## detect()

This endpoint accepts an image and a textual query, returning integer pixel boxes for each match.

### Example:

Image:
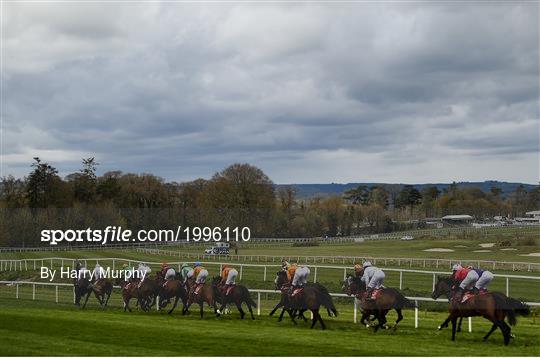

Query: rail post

[55,285,58,303]
[32,284,35,300]
[314,267,318,283]
[399,271,403,290]
[240,265,243,280]
[156,296,160,311]
[263,266,267,281]
[353,298,358,323]
[343,267,346,281]
[432,273,436,291]
[506,277,509,296]
[257,292,261,316]
[468,317,472,332]
[414,300,418,328]
[16,283,19,299]
[73,286,76,304]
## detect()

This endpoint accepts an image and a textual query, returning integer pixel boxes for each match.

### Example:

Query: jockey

[452,264,477,302]
[122,263,130,282]
[180,263,192,283]
[137,262,152,282]
[361,261,385,300]
[220,264,238,295]
[187,262,208,294]
[161,262,176,286]
[291,265,310,292]
[92,263,105,282]
[281,260,289,272]
[467,266,494,294]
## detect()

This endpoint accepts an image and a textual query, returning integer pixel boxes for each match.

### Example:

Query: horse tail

[317,289,338,317]
[494,294,530,326]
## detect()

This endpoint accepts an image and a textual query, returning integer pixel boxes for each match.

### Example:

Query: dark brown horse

[182,278,217,318]
[342,274,414,332]
[155,272,188,315]
[117,279,141,312]
[211,276,257,319]
[273,271,337,330]
[136,277,160,311]
[74,277,113,309]
[432,276,530,345]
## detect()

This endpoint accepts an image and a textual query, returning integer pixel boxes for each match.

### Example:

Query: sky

[2,2,539,184]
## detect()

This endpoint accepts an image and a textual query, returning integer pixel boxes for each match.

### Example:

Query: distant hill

[275,181,538,199]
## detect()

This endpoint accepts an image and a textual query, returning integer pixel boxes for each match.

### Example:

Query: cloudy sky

[2,2,539,184]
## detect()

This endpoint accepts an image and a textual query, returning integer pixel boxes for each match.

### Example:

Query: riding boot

[365,288,374,300]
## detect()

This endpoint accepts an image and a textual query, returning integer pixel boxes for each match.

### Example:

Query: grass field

[0,296,538,356]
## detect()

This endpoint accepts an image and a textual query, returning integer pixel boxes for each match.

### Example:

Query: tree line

[0,157,538,247]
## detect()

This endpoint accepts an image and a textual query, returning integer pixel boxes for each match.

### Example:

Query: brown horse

[117,279,140,312]
[182,278,217,318]
[342,274,414,332]
[155,272,188,315]
[211,276,257,319]
[74,277,113,309]
[136,277,160,311]
[432,276,530,345]
[274,271,337,330]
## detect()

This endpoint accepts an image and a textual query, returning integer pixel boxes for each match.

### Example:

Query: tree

[26,157,61,208]
[368,186,389,209]
[73,157,98,204]
[344,185,369,205]
[395,185,422,216]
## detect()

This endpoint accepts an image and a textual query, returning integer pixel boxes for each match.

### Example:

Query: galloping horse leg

[483,324,498,342]
[104,290,111,308]
[246,300,255,320]
[168,296,180,315]
[497,320,511,346]
[451,317,458,341]
[457,316,463,332]
[392,309,403,331]
[269,302,283,316]
[438,315,453,330]
[235,302,245,319]
[298,309,308,322]
[124,297,131,312]
[199,301,204,318]
[82,291,91,309]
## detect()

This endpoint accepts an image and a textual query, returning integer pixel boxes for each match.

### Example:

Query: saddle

[460,289,488,304]
[362,288,383,301]
[221,284,235,296]
[291,287,304,297]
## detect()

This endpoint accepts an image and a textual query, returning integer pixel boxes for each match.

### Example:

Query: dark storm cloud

[2,2,538,183]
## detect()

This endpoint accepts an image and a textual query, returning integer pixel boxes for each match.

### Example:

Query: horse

[432,276,530,345]
[136,277,160,311]
[182,277,218,318]
[155,272,188,315]
[342,274,414,332]
[116,279,141,312]
[74,277,113,309]
[273,270,337,329]
[211,276,257,320]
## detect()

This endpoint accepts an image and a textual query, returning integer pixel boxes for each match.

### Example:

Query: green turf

[0,297,538,356]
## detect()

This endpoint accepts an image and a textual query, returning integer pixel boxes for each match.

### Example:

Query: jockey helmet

[452,264,462,271]
[194,261,201,267]
[95,263,101,268]
[362,261,372,268]
[181,263,189,269]
[161,262,168,269]
[122,263,128,269]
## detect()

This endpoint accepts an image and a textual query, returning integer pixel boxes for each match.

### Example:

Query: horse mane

[438,275,454,285]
